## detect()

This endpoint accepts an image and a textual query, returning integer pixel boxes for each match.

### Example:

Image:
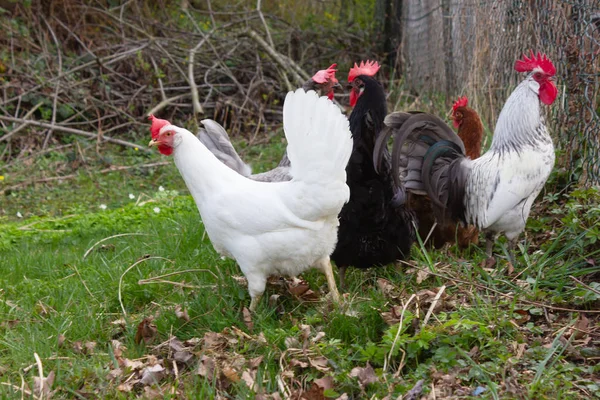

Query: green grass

[1,139,600,399]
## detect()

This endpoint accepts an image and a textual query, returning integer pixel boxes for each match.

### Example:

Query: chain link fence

[401,0,600,186]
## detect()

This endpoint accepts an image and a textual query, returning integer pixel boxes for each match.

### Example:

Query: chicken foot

[249,294,263,312]
[315,256,341,304]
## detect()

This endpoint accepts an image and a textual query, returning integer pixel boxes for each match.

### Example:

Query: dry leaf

[174,350,194,365]
[203,331,227,350]
[241,370,257,391]
[222,366,240,383]
[403,379,424,400]
[308,357,330,372]
[33,370,55,399]
[243,307,254,331]
[572,314,590,340]
[117,382,133,392]
[416,269,430,284]
[249,355,264,370]
[312,332,326,343]
[174,305,190,322]
[349,363,377,388]
[314,375,334,390]
[377,278,396,296]
[106,368,123,381]
[197,355,216,381]
[285,337,301,349]
[84,341,96,354]
[139,364,165,386]
[142,386,165,399]
[111,340,125,359]
[57,334,66,348]
[72,341,83,354]
[296,382,325,400]
[289,359,309,368]
[134,317,157,345]
[122,359,145,372]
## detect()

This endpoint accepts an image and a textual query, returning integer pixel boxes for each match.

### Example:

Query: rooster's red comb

[514,50,556,76]
[452,96,468,112]
[311,64,338,84]
[149,114,171,139]
[348,60,380,82]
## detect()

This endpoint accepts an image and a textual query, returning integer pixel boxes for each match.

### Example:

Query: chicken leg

[338,265,348,291]
[249,294,263,312]
[315,256,341,303]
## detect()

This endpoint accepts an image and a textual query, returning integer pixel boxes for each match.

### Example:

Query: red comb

[452,96,468,112]
[311,63,338,84]
[348,60,380,82]
[149,114,171,139]
[514,50,556,76]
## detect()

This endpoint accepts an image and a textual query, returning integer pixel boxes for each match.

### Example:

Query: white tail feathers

[283,89,352,184]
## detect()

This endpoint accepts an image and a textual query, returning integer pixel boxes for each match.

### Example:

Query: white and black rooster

[149,89,352,311]
[374,50,558,265]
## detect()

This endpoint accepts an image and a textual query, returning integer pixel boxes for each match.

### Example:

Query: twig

[0,116,148,152]
[119,256,174,318]
[34,352,44,400]
[422,285,446,327]
[83,233,150,259]
[69,264,99,303]
[570,275,600,296]
[146,94,188,116]
[256,0,275,49]
[41,17,62,150]
[0,383,32,397]
[189,40,207,117]
[0,102,44,143]
[384,294,416,373]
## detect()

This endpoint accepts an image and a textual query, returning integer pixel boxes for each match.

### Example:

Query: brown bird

[406,96,484,249]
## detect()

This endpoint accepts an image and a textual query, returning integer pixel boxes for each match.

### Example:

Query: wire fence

[402,0,600,186]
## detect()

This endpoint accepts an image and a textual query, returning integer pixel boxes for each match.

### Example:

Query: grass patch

[1,139,599,399]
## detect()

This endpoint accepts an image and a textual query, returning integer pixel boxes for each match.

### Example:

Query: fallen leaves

[349,363,378,389]
[134,316,157,345]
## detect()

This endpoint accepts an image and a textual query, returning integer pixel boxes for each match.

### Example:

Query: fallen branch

[0,102,44,143]
[0,115,149,152]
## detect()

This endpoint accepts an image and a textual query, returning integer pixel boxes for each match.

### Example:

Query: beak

[333,82,342,89]
[149,139,158,147]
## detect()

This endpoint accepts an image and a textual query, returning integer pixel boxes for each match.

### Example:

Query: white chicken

[149,89,353,311]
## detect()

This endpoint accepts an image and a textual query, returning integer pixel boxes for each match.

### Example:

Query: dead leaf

[174,350,194,364]
[377,278,396,296]
[84,341,96,354]
[285,337,301,349]
[403,379,424,400]
[134,317,157,345]
[241,370,256,391]
[197,355,216,381]
[122,359,145,372]
[72,341,83,354]
[308,357,330,372]
[139,364,165,386]
[289,359,309,369]
[314,375,334,391]
[106,368,123,381]
[416,269,430,284]
[249,355,264,370]
[312,332,326,343]
[203,331,227,350]
[142,386,165,399]
[111,340,125,359]
[174,305,190,322]
[507,261,515,275]
[298,382,326,400]
[349,363,377,389]
[572,314,590,340]
[33,370,55,399]
[243,307,254,331]
[222,366,240,383]
[117,382,133,392]
[57,334,66,348]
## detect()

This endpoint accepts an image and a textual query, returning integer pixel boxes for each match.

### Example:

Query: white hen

[149,89,353,311]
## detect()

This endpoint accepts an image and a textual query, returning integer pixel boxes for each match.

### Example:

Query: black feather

[331,75,416,271]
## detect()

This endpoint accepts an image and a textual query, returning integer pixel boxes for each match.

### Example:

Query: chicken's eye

[534,72,543,80]
[455,112,462,119]
[165,132,172,137]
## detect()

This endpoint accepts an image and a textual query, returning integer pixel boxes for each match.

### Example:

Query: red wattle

[327,91,334,100]
[539,81,558,105]
[158,144,173,156]
[452,119,461,129]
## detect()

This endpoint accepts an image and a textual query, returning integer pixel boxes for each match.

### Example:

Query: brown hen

[408,96,484,249]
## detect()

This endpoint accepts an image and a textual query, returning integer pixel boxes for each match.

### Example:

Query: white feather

[163,88,352,305]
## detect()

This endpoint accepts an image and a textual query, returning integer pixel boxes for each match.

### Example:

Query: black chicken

[331,61,416,288]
